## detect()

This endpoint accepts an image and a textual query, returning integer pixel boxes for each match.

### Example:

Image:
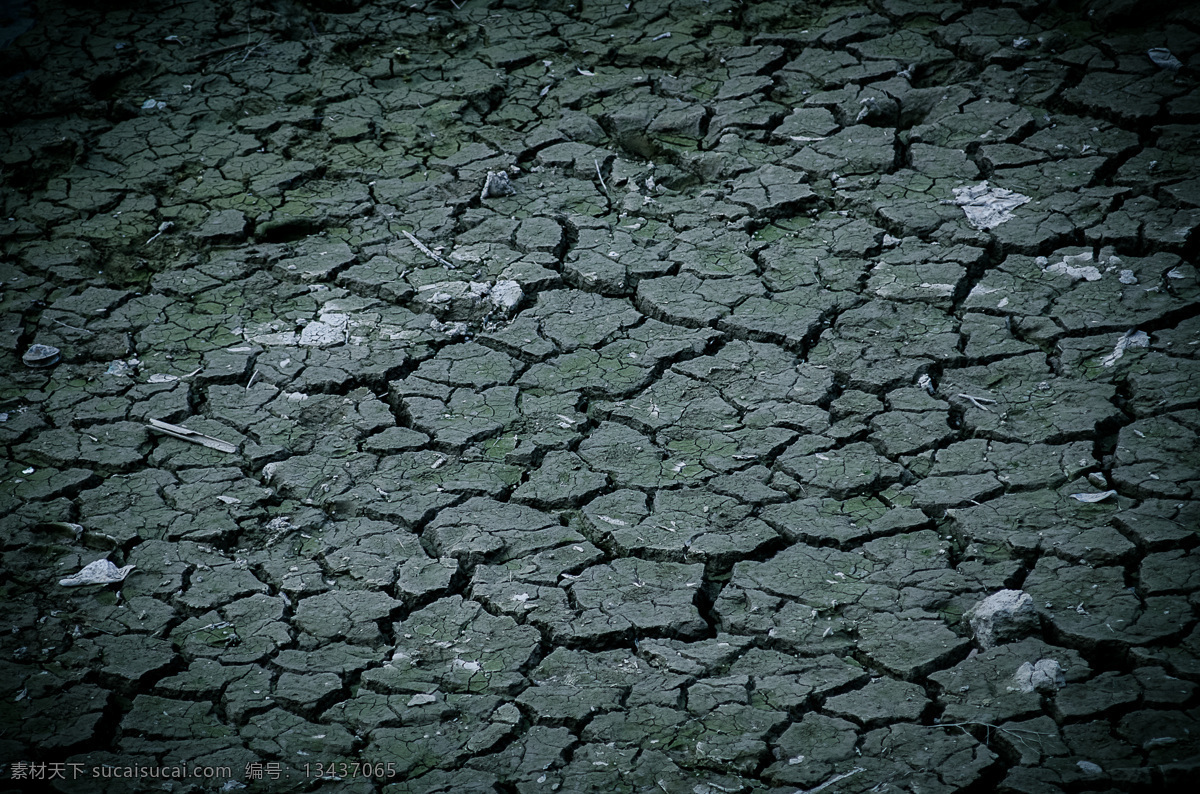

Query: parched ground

[1,0,1199,791]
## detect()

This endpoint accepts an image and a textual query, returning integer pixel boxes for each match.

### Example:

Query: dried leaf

[1069,490,1117,503]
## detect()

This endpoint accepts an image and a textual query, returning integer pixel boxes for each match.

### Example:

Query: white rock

[968,589,1038,648]
[481,170,515,200]
[1014,659,1065,694]
[488,280,524,313]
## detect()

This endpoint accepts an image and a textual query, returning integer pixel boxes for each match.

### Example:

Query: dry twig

[402,230,453,268]
[956,393,997,412]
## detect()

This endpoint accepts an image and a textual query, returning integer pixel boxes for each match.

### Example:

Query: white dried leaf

[951,182,1031,229]
[1069,490,1117,503]
[59,559,135,587]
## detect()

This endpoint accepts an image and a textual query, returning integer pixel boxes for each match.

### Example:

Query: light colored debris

[950,182,1031,229]
[429,319,469,338]
[1013,659,1065,694]
[968,590,1038,648]
[801,767,867,793]
[59,559,135,587]
[489,280,524,314]
[50,317,94,335]
[402,230,453,268]
[1100,330,1149,367]
[104,359,138,377]
[415,279,522,321]
[856,96,878,123]
[147,418,238,454]
[481,170,515,200]
[41,522,84,541]
[1044,251,1102,282]
[956,393,997,412]
[299,314,348,347]
[1148,47,1183,72]
[144,221,173,245]
[1069,490,1117,503]
[22,344,61,368]
[146,367,202,383]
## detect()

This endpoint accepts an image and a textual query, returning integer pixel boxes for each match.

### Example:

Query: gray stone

[1014,659,1066,694]
[968,589,1040,648]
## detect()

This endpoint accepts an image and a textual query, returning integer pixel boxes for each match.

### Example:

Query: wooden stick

[147,418,238,453]
[402,230,452,267]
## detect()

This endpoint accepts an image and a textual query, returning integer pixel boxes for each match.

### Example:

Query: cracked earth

[2,0,1199,792]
